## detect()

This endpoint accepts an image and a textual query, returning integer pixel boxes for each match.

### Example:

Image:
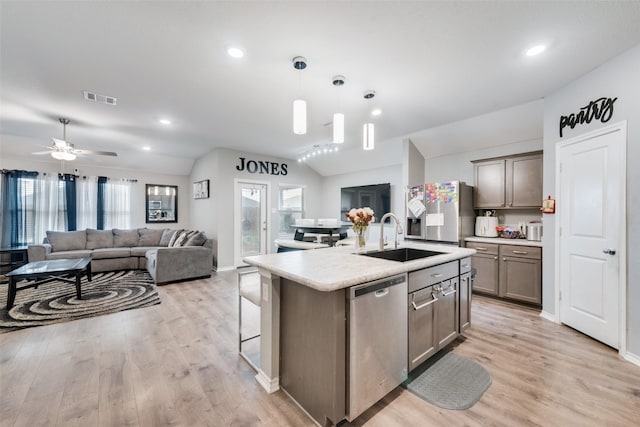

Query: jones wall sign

[559,96,617,137]
[236,157,288,176]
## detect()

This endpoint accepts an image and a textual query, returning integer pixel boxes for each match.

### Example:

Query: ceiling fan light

[332,113,344,143]
[51,151,76,161]
[293,99,307,134]
[363,123,374,150]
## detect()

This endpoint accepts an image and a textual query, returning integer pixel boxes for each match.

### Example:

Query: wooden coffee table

[5,257,92,310]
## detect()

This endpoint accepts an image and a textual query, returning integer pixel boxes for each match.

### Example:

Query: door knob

[602,248,616,255]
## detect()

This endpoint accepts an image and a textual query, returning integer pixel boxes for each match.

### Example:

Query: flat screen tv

[340,183,391,223]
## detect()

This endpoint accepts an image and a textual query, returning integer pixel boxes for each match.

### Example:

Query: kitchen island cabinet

[243,242,475,425]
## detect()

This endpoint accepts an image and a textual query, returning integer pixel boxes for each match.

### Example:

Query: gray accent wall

[190,148,323,269]
[542,44,640,356]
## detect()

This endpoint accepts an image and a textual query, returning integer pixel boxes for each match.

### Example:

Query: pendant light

[363,91,376,150]
[292,56,307,135]
[332,75,345,144]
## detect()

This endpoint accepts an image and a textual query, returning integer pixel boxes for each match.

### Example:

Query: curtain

[77,176,98,230]
[97,176,107,230]
[0,169,39,247]
[59,173,77,231]
[103,178,132,229]
[33,174,66,245]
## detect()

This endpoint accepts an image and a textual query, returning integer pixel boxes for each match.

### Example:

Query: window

[278,185,304,235]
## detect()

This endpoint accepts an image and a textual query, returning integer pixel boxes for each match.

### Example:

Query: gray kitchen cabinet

[472,151,543,209]
[466,241,542,306]
[459,257,472,332]
[436,277,459,348]
[408,261,460,372]
[499,245,542,305]
[466,242,499,296]
[507,154,543,208]
[473,159,505,208]
[408,285,437,371]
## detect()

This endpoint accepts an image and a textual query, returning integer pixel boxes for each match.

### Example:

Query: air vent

[83,90,117,106]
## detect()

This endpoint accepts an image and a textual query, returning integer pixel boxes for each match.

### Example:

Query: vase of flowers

[345,207,375,251]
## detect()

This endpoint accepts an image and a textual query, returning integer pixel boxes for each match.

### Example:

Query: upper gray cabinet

[472,151,543,209]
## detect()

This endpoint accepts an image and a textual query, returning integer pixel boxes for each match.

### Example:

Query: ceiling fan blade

[74,149,118,157]
[32,151,53,155]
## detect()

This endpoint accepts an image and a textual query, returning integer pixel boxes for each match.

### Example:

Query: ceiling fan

[32,117,118,161]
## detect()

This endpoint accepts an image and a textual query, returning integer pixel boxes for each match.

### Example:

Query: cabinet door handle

[494,256,498,260]
[475,247,488,251]
[442,288,457,297]
[512,250,528,255]
[431,273,443,278]
[412,293,438,310]
[462,264,470,269]
[503,257,507,261]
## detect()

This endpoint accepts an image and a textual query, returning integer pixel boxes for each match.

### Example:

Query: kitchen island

[243,241,475,425]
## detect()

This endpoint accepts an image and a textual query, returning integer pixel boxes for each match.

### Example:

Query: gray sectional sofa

[27,228,214,284]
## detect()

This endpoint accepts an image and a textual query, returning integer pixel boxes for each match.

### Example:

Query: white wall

[542,44,640,356]
[0,156,190,230]
[189,148,323,269]
[320,164,403,245]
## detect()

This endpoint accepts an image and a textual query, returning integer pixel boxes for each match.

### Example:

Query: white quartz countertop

[242,241,475,292]
[465,236,543,247]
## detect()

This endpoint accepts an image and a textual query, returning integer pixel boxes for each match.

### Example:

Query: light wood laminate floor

[1,271,639,427]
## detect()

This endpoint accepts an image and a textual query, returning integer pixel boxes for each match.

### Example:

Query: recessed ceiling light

[143,146,151,151]
[371,109,382,116]
[159,119,171,125]
[525,44,546,57]
[227,47,245,58]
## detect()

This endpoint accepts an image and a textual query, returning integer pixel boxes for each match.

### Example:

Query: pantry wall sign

[559,96,617,138]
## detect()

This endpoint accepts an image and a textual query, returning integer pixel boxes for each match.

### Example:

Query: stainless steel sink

[359,247,445,262]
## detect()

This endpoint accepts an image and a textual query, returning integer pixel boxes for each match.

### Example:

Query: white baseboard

[255,369,279,394]
[215,266,235,272]
[539,310,559,323]
[623,350,640,367]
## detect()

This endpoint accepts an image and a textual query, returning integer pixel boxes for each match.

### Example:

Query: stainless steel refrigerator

[406,181,474,245]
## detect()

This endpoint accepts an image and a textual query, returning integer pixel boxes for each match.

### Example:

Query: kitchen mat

[405,351,491,410]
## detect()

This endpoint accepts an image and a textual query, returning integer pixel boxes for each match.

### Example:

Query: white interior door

[557,122,626,349]
[235,180,268,267]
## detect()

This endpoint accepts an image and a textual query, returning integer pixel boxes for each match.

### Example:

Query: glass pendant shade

[333,113,344,143]
[363,123,374,150]
[293,99,307,134]
[51,151,76,161]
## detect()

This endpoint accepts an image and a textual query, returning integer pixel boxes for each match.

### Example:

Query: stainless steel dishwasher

[347,274,408,421]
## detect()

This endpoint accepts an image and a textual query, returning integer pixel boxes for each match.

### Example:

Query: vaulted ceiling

[1,1,639,176]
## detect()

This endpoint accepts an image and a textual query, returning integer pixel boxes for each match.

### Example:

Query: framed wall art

[193,179,209,199]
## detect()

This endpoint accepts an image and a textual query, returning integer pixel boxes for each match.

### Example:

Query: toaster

[475,216,498,237]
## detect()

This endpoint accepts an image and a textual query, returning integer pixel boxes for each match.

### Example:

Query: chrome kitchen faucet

[379,213,404,250]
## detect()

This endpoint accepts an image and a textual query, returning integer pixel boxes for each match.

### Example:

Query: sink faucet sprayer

[379,213,404,250]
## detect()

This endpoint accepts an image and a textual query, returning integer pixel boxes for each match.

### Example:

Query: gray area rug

[0,270,160,333]
[405,351,492,410]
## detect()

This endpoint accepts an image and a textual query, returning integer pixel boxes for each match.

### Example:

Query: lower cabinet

[499,245,542,305]
[467,241,542,306]
[407,261,460,372]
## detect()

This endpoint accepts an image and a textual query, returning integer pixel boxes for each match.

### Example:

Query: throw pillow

[86,229,114,249]
[138,228,164,246]
[185,231,207,247]
[159,229,174,247]
[113,229,140,247]
[46,230,87,252]
[167,229,184,247]
[171,230,190,247]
